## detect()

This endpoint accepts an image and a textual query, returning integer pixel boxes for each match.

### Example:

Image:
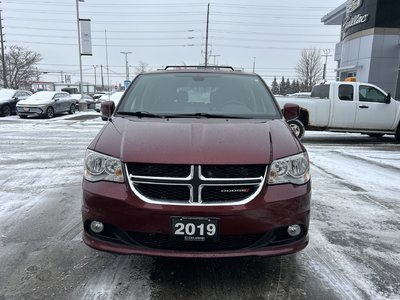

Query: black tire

[45,107,55,119]
[19,115,28,119]
[395,125,400,143]
[288,119,305,140]
[69,104,76,114]
[1,104,11,117]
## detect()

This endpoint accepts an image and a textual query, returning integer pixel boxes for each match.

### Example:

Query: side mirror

[385,93,391,104]
[283,103,300,121]
[101,101,115,121]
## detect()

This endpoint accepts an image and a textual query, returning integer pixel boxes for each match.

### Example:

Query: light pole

[120,51,132,81]
[252,57,256,73]
[209,54,220,66]
[75,0,86,110]
[322,49,332,80]
[93,65,99,90]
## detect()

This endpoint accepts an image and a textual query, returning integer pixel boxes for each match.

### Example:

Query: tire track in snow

[74,255,153,300]
[306,147,400,299]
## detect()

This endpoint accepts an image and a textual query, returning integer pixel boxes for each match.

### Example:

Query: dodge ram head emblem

[346,0,363,14]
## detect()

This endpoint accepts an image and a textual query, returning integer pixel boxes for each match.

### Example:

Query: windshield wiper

[166,112,248,119]
[117,111,165,118]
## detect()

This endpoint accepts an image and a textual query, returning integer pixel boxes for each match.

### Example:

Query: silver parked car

[16,91,76,119]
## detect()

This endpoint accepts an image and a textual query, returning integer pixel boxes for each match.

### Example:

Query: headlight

[84,149,124,182]
[268,152,310,185]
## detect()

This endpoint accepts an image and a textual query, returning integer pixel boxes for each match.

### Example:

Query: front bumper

[82,180,311,258]
[16,106,45,117]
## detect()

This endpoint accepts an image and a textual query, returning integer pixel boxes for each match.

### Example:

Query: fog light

[90,221,104,233]
[287,224,301,237]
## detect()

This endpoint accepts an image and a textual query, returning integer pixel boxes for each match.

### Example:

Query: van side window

[338,85,354,101]
[359,85,386,103]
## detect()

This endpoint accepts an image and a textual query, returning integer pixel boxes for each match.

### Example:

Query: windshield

[117,72,280,119]
[0,89,16,98]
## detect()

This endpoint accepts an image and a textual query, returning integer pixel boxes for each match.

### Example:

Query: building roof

[321,2,346,25]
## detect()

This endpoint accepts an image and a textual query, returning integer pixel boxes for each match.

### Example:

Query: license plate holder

[171,217,219,242]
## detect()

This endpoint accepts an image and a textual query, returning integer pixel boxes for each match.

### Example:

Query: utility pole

[0,7,7,88]
[322,49,332,80]
[120,51,132,80]
[204,3,210,67]
[252,57,256,73]
[100,64,104,90]
[93,65,98,90]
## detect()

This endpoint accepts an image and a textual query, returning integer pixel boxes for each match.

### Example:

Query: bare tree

[295,48,322,92]
[134,60,151,74]
[0,45,42,89]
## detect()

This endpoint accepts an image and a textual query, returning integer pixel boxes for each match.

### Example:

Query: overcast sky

[2,0,345,87]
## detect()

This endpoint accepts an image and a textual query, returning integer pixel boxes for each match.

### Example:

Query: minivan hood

[91,117,303,165]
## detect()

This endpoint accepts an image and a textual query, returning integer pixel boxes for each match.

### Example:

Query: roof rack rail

[164,65,235,71]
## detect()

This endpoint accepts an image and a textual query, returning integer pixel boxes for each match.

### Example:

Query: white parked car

[16,91,76,119]
[95,91,124,112]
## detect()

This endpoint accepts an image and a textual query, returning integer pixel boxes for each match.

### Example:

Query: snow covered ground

[0,114,399,299]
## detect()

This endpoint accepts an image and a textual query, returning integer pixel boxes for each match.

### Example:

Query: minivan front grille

[126,163,267,206]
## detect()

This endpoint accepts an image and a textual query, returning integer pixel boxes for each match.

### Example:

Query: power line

[6,33,337,44]
[6,25,339,38]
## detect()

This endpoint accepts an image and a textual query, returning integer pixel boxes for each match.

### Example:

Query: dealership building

[322,0,400,99]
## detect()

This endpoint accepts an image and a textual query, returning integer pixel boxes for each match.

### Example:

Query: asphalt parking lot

[0,115,399,300]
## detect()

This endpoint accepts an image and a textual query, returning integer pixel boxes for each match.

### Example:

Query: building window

[340,71,357,81]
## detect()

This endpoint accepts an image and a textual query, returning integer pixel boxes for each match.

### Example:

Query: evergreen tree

[279,76,286,95]
[291,79,301,93]
[291,79,298,94]
[271,76,279,94]
[285,78,291,94]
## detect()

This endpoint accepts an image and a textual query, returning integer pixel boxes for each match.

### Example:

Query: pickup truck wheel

[288,119,305,140]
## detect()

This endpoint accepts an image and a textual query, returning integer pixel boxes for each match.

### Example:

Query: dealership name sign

[343,14,369,31]
[343,0,368,32]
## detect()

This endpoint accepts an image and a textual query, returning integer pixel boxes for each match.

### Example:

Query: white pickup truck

[276,81,400,141]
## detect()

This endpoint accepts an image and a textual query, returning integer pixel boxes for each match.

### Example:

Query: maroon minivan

[82,66,311,258]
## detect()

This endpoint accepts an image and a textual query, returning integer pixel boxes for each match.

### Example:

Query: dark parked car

[82,66,311,258]
[16,91,76,118]
[0,89,32,117]
[71,93,96,110]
